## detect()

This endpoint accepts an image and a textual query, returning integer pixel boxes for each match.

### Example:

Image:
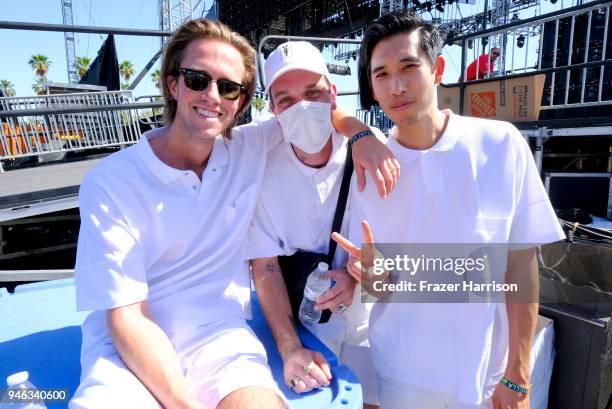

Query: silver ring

[337,303,347,313]
[290,377,298,389]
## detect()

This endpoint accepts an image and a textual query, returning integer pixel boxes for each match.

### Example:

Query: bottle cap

[317,262,329,271]
[7,371,29,387]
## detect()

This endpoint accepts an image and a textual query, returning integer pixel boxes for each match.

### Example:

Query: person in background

[460,46,501,82]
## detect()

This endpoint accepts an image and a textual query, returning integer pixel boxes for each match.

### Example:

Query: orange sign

[470,92,496,117]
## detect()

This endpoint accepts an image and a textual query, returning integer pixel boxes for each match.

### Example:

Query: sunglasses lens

[184,73,210,92]
[217,80,242,100]
[181,69,242,100]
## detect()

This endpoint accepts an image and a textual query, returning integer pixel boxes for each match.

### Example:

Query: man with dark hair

[334,11,564,409]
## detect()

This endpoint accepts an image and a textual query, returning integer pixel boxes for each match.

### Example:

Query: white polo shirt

[75,118,281,346]
[347,111,564,404]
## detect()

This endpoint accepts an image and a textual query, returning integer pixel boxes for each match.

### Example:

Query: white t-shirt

[75,118,281,347]
[246,128,385,344]
[246,129,350,266]
[347,111,565,404]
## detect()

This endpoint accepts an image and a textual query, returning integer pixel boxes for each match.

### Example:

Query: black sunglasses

[179,68,246,100]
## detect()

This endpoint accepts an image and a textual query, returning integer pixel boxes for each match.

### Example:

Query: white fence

[0,91,142,167]
[458,0,611,112]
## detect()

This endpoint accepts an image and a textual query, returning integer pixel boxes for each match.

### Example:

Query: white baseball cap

[264,41,330,95]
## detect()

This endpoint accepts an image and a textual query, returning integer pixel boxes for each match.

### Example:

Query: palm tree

[119,60,135,84]
[151,69,161,90]
[252,95,266,116]
[0,79,16,97]
[32,77,47,95]
[75,56,91,79]
[29,54,51,78]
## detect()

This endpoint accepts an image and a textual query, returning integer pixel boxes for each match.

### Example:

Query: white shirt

[246,128,385,341]
[347,111,565,404]
[75,118,281,346]
[246,129,349,265]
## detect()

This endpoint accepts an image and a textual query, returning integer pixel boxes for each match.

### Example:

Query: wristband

[350,130,374,145]
[500,376,530,395]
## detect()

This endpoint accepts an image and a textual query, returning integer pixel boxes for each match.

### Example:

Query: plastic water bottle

[299,262,331,326]
[0,372,47,409]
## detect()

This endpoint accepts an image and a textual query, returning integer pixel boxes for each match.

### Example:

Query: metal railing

[257,34,361,95]
[455,0,611,113]
[0,91,144,166]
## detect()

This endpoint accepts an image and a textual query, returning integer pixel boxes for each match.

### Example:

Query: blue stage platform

[0,279,362,408]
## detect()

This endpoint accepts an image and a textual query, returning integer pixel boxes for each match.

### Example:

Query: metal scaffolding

[61,0,78,83]
[158,0,202,47]
[379,0,405,15]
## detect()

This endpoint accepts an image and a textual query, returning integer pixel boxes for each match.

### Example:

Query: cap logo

[281,44,290,58]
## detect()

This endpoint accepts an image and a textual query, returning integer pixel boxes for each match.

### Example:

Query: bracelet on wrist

[281,345,301,362]
[500,376,530,395]
[350,130,374,145]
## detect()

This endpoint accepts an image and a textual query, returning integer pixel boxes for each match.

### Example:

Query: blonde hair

[161,19,256,138]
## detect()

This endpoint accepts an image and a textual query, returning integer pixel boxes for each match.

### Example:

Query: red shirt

[461,54,496,82]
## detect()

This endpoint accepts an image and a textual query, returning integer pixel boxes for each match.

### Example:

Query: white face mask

[276,101,333,154]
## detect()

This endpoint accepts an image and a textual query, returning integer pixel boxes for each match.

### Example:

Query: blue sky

[1,0,566,116]
[1,0,171,99]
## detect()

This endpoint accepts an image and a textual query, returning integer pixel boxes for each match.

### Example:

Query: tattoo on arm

[266,259,280,273]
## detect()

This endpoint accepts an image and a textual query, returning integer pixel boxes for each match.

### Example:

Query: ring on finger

[337,303,347,313]
[303,361,316,376]
[290,377,299,390]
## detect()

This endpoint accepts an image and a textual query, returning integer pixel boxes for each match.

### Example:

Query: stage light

[423,2,432,12]
[352,52,357,61]
[517,34,525,48]
[482,37,488,46]
[468,39,473,49]
[413,0,422,6]
[435,2,445,13]
[327,63,351,76]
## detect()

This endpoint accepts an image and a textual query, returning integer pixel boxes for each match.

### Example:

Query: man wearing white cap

[248,41,382,409]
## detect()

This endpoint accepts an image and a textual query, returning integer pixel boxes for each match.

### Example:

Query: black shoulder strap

[326,142,353,264]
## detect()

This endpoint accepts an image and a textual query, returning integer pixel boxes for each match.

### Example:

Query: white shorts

[377,376,493,409]
[70,318,288,409]
[307,314,378,405]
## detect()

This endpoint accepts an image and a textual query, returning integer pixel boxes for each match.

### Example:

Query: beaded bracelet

[500,376,530,395]
[350,130,374,145]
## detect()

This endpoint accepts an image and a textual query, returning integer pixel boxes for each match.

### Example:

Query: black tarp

[0,86,6,123]
[79,34,120,91]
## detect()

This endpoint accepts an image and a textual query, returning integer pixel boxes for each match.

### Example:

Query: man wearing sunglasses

[71,19,398,409]
[248,41,382,409]
[460,46,502,82]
